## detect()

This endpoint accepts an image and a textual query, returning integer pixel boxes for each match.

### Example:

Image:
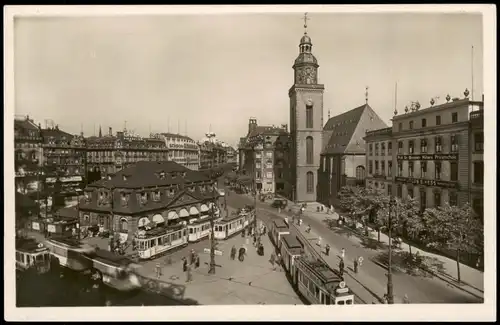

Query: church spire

[98,125,102,137]
[303,12,310,35]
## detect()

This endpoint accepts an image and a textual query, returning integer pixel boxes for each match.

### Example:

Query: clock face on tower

[295,66,317,85]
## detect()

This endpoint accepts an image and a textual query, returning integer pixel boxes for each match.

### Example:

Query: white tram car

[188,215,213,242]
[135,223,188,260]
[280,234,355,305]
[270,219,290,251]
[83,249,141,291]
[44,236,95,272]
[214,212,247,240]
[15,237,51,275]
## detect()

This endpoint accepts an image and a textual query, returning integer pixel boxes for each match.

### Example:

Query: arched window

[120,218,128,232]
[306,136,314,164]
[356,166,366,180]
[306,172,314,193]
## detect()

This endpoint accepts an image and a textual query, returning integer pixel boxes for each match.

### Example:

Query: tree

[422,202,483,283]
[360,188,390,242]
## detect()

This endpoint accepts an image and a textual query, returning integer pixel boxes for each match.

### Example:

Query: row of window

[256,171,274,179]
[397,112,458,132]
[369,142,392,156]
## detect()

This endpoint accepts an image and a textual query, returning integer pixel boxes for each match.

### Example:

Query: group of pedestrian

[182,249,200,283]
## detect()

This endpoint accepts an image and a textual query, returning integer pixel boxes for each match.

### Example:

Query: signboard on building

[394,176,458,189]
[396,154,458,161]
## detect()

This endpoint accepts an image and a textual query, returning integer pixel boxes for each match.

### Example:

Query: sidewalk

[135,231,302,305]
[302,208,484,297]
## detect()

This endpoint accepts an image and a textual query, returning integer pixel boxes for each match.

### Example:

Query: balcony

[470,110,484,128]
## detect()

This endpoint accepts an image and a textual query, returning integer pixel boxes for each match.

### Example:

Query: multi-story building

[365,92,484,214]
[159,133,199,171]
[274,133,293,197]
[14,115,43,195]
[41,125,86,207]
[85,127,169,179]
[198,141,227,170]
[469,105,484,220]
[225,146,238,166]
[78,161,219,245]
[318,104,388,206]
[238,118,290,194]
[364,127,394,196]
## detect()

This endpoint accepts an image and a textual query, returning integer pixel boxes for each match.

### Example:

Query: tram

[270,219,290,250]
[135,223,188,260]
[44,236,95,272]
[83,249,141,292]
[15,237,51,275]
[214,212,246,240]
[279,235,355,305]
[187,216,212,242]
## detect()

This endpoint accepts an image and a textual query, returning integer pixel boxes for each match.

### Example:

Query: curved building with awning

[189,207,199,215]
[152,214,165,224]
[167,211,179,220]
[200,204,209,213]
[179,208,190,218]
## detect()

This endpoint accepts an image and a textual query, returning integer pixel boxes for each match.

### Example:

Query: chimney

[109,127,112,136]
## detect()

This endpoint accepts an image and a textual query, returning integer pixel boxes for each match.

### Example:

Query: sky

[14,12,483,147]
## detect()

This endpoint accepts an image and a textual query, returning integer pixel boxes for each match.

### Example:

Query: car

[271,198,288,209]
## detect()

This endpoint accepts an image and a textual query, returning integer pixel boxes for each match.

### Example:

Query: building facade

[159,133,199,171]
[14,116,43,196]
[289,30,324,203]
[364,94,484,216]
[85,127,169,178]
[318,104,388,206]
[364,127,394,196]
[78,161,219,245]
[238,118,290,194]
[41,126,86,207]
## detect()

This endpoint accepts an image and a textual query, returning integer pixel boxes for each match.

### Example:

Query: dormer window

[121,193,129,206]
[171,172,177,179]
[159,171,166,179]
[140,192,148,205]
[167,188,175,197]
[122,174,129,181]
[200,185,206,193]
[189,186,195,193]
[153,190,161,202]
[84,191,92,202]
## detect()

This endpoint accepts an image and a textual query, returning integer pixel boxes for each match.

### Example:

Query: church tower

[289,13,324,203]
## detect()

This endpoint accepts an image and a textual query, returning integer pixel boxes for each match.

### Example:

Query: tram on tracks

[44,236,95,272]
[270,219,290,250]
[135,223,188,260]
[279,234,355,305]
[15,237,51,275]
[213,211,250,240]
[83,248,141,292]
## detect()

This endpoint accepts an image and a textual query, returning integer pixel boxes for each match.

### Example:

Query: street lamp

[248,134,264,235]
[387,196,396,304]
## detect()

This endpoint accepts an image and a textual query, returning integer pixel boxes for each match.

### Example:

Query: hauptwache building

[365,92,484,216]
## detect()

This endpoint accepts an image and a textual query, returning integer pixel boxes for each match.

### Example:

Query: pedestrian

[230,245,236,260]
[195,255,200,269]
[317,236,322,247]
[306,225,311,233]
[284,216,288,225]
[270,253,276,270]
[242,229,245,238]
[239,247,246,262]
[182,257,188,272]
[253,235,257,247]
[186,264,192,283]
[341,248,346,260]
[339,259,345,277]
[325,244,330,256]
[155,263,162,279]
[190,249,195,265]
[403,294,410,304]
[353,258,359,273]
[321,205,324,212]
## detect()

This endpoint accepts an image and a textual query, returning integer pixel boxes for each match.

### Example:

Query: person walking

[317,236,322,247]
[230,245,237,260]
[284,216,288,225]
[190,249,195,265]
[325,244,330,256]
[341,248,346,260]
[306,225,311,233]
[403,294,410,304]
[339,259,345,278]
[195,255,200,269]
[182,257,188,272]
[155,263,162,279]
[270,252,276,271]
[186,264,192,283]
[353,257,359,273]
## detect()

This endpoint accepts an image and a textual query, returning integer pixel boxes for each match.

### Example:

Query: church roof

[322,104,388,155]
[294,52,318,66]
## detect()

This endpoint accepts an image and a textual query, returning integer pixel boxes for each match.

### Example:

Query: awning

[189,207,199,215]
[200,204,209,212]
[138,217,151,227]
[179,209,189,218]
[167,211,179,220]
[152,214,165,224]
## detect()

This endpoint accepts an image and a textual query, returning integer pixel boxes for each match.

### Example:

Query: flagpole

[471,45,475,101]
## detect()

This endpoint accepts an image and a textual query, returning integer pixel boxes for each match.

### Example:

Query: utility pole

[208,199,217,274]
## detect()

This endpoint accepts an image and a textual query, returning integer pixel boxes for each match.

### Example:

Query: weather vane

[365,86,369,104]
[303,12,310,34]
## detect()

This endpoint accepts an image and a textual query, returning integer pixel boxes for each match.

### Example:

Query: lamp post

[387,196,396,304]
[208,199,218,274]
